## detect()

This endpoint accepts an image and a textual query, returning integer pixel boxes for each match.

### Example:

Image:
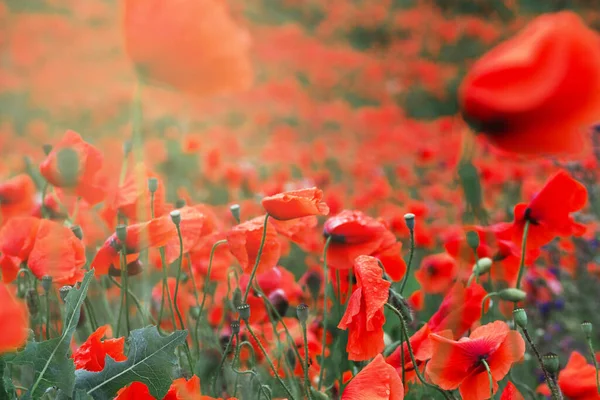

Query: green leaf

[11,270,94,399]
[0,357,16,399]
[74,326,187,399]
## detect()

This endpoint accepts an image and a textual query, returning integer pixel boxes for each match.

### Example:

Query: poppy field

[2,0,600,399]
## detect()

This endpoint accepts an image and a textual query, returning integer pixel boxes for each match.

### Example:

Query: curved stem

[242,214,270,304]
[245,322,295,400]
[212,332,234,396]
[480,292,497,322]
[173,223,194,370]
[481,358,494,399]
[520,326,560,399]
[317,236,333,390]
[400,328,406,387]
[385,303,453,400]
[515,220,531,290]
[399,226,415,295]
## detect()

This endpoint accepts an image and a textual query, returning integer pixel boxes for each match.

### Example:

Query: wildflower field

[2,0,600,399]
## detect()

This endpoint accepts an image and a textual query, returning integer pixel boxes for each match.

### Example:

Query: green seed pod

[388,288,413,323]
[404,213,415,230]
[59,286,72,302]
[237,303,251,321]
[542,352,560,375]
[170,210,181,226]
[115,224,127,244]
[296,304,309,324]
[147,177,159,193]
[582,321,593,338]
[41,275,53,293]
[498,288,527,302]
[231,320,240,335]
[513,308,528,329]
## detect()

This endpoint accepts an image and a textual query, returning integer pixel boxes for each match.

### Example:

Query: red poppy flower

[499,170,587,249]
[115,381,155,400]
[537,351,600,399]
[338,255,390,361]
[460,11,600,156]
[0,283,28,354]
[163,375,201,400]
[113,164,167,223]
[270,216,319,251]
[163,206,206,264]
[123,0,252,98]
[0,216,41,260]
[500,381,524,400]
[73,325,126,371]
[426,321,525,400]
[226,215,281,275]
[324,210,406,280]
[39,130,105,205]
[92,216,176,276]
[0,174,35,223]
[261,187,329,220]
[415,253,457,294]
[342,354,404,400]
[0,254,19,283]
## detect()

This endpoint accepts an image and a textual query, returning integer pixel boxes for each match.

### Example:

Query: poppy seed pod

[147,177,158,194]
[115,224,127,244]
[170,210,181,226]
[59,285,72,302]
[297,303,309,324]
[229,204,241,224]
[71,225,83,241]
[175,199,186,209]
[231,320,240,335]
[542,352,560,375]
[513,308,528,329]
[582,321,593,337]
[472,257,493,276]
[466,230,480,250]
[404,213,415,230]
[498,288,527,302]
[237,303,251,321]
[41,275,52,293]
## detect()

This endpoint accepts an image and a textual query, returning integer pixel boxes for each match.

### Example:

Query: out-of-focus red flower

[324,210,406,280]
[342,354,404,399]
[499,170,587,249]
[39,130,105,205]
[0,217,86,284]
[123,0,252,98]
[73,325,126,371]
[415,253,456,294]
[0,254,19,283]
[270,216,320,251]
[114,381,155,400]
[460,11,600,156]
[0,283,28,354]
[501,381,524,400]
[163,375,202,400]
[537,351,600,399]
[338,255,390,361]
[226,215,281,275]
[0,174,35,223]
[261,187,329,220]
[112,164,167,223]
[426,321,525,400]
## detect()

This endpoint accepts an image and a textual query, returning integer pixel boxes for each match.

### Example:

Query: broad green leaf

[74,326,187,400]
[10,270,94,399]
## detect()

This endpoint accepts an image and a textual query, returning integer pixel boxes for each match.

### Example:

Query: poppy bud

[175,199,186,209]
[71,225,83,240]
[26,289,39,316]
[42,144,53,155]
[230,204,241,224]
[56,148,80,187]
[231,320,240,335]
[297,303,309,324]
[513,308,528,329]
[41,276,52,293]
[189,306,200,320]
[147,177,158,194]
[59,286,72,302]
[404,213,415,231]
[388,288,413,323]
[237,303,250,321]
[123,140,132,155]
[542,352,560,375]
[231,288,242,310]
[582,321,593,338]
[170,210,181,226]
[115,224,127,244]
[498,288,527,302]
[466,230,480,250]
[268,289,289,319]
[472,257,493,276]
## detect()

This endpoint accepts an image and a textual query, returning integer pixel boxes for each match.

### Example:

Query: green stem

[385,303,453,400]
[520,326,559,400]
[212,332,234,396]
[40,181,49,219]
[481,358,494,399]
[45,292,51,340]
[399,225,415,295]
[84,298,99,332]
[400,328,406,387]
[301,321,314,400]
[115,251,129,336]
[245,322,295,400]
[586,338,600,394]
[157,247,177,332]
[515,220,531,290]
[172,223,194,370]
[242,214,270,304]
[317,236,333,390]
[480,292,497,322]
[107,276,155,324]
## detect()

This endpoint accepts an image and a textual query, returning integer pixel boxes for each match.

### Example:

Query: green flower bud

[41,276,53,293]
[42,144,53,156]
[115,224,127,244]
[71,225,83,240]
[175,199,186,209]
[296,304,309,324]
[466,230,480,250]
[230,204,241,224]
[498,288,527,302]
[388,288,413,323]
[472,257,493,276]
[542,352,560,375]
[513,308,528,329]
